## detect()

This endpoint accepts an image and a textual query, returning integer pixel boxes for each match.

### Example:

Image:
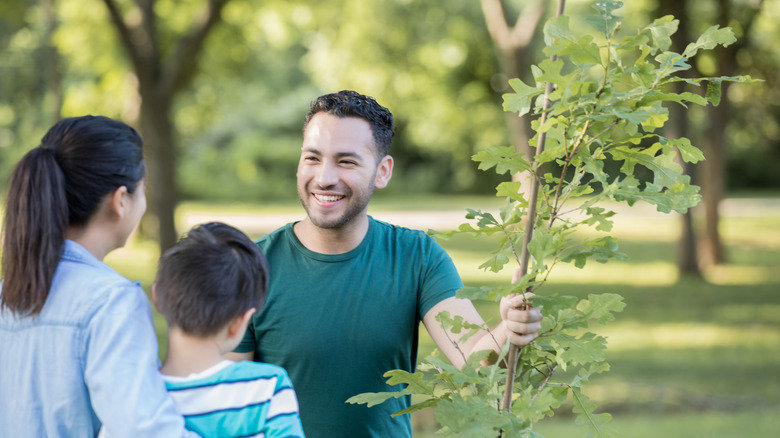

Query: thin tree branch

[529,364,558,404]
[102,0,144,73]
[102,0,160,86]
[501,224,523,270]
[501,0,567,414]
[136,0,157,55]
[552,119,591,217]
[438,316,470,368]
[480,0,546,51]
[159,0,230,99]
[555,169,587,218]
[510,0,547,47]
[480,0,513,51]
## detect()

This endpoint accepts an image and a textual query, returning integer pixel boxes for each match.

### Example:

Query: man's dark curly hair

[303,90,395,158]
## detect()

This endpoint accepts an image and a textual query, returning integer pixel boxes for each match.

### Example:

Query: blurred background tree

[1,0,778,257]
[100,0,232,250]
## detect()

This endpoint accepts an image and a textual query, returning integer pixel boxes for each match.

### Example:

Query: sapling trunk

[500,0,567,414]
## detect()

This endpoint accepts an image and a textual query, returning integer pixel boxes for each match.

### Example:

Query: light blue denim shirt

[0,240,196,437]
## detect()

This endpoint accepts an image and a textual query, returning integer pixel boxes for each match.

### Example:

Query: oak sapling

[348,1,759,436]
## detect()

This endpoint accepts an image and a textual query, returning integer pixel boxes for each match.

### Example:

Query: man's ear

[227,308,257,340]
[374,155,394,189]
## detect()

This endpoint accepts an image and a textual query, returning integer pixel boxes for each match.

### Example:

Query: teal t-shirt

[236,217,462,438]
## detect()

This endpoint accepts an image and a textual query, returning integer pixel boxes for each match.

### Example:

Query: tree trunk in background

[698,0,763,266]
[699,91,729,266]
[480,0,546,196]
[138,95,177,250]
[102,0,230,250]
[670,91,701,276]
[657,0,702,277]
[656,0,764,268]
[698,0,731,266]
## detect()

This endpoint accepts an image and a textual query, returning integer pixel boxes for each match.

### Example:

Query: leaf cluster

[347,294,625,437]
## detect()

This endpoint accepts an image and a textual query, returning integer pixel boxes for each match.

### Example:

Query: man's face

[297,113,392,230]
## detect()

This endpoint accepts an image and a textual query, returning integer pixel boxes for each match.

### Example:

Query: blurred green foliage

[1,0,778,200]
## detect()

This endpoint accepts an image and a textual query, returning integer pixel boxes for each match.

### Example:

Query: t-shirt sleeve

[418,234,464,318]
[264,370,305,438]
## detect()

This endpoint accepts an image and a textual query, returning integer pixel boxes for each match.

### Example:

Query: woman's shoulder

[49,245,146,323]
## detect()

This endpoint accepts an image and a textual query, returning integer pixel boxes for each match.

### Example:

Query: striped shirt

[163,360,305,438]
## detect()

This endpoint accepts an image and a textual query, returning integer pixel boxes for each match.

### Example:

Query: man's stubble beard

[298,183,375,230]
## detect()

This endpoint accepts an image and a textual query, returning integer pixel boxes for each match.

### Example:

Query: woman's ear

[374,155,394,189]
[108,186,130,219]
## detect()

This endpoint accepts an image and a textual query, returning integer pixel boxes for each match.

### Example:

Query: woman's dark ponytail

[1,116,145,316]
[1,148,68,315]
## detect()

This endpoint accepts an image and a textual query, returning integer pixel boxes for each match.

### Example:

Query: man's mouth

[313,194,345,203]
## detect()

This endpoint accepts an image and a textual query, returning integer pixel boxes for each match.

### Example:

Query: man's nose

[314,161,339,187]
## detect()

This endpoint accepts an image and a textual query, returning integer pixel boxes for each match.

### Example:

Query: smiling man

[295,112,391,251]
[227,90,542,438]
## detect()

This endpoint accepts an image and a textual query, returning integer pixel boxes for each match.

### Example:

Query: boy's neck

[161,328,229,377]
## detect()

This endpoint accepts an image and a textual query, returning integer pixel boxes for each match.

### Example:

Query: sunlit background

[2,0,779,436]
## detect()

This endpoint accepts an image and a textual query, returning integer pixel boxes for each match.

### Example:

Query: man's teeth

[315,194,343,202]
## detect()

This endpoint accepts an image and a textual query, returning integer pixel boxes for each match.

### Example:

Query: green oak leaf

[503,78,544,117]
[586,0,623,39]
[645,15,678,51]
[683,25,736,58]
[571,387,617,438]
[473,145,532,175]
[706,78,722,106]
[576,293,626,324]
[661,137,705,163]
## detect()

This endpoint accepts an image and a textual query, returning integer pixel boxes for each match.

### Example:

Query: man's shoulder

[369,216,439,251]
[255,222,295,249]
[370,216,430,239]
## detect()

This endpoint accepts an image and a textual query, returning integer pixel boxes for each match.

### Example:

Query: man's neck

[160,329,227,377]
[293,215,370,255]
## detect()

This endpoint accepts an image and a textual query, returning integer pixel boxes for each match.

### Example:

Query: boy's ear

[227,308,256,340]
[150,284,161,312]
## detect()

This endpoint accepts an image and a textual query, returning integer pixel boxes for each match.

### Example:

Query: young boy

[153,222,305,438]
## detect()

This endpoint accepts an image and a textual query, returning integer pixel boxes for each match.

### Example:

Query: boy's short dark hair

[303,90,395,158]
[154,222,269,337]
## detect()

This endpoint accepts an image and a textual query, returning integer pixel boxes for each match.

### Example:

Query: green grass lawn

[103,195,780,437]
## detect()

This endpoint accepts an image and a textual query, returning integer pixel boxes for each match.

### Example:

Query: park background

[1,0,779,436]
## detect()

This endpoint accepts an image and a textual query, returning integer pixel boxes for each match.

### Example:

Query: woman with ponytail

[0,116,197,437]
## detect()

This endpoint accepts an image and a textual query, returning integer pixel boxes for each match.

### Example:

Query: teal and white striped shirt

[163,360,304,438]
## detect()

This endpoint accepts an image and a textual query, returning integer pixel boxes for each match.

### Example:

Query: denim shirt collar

[62,240,117,275]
